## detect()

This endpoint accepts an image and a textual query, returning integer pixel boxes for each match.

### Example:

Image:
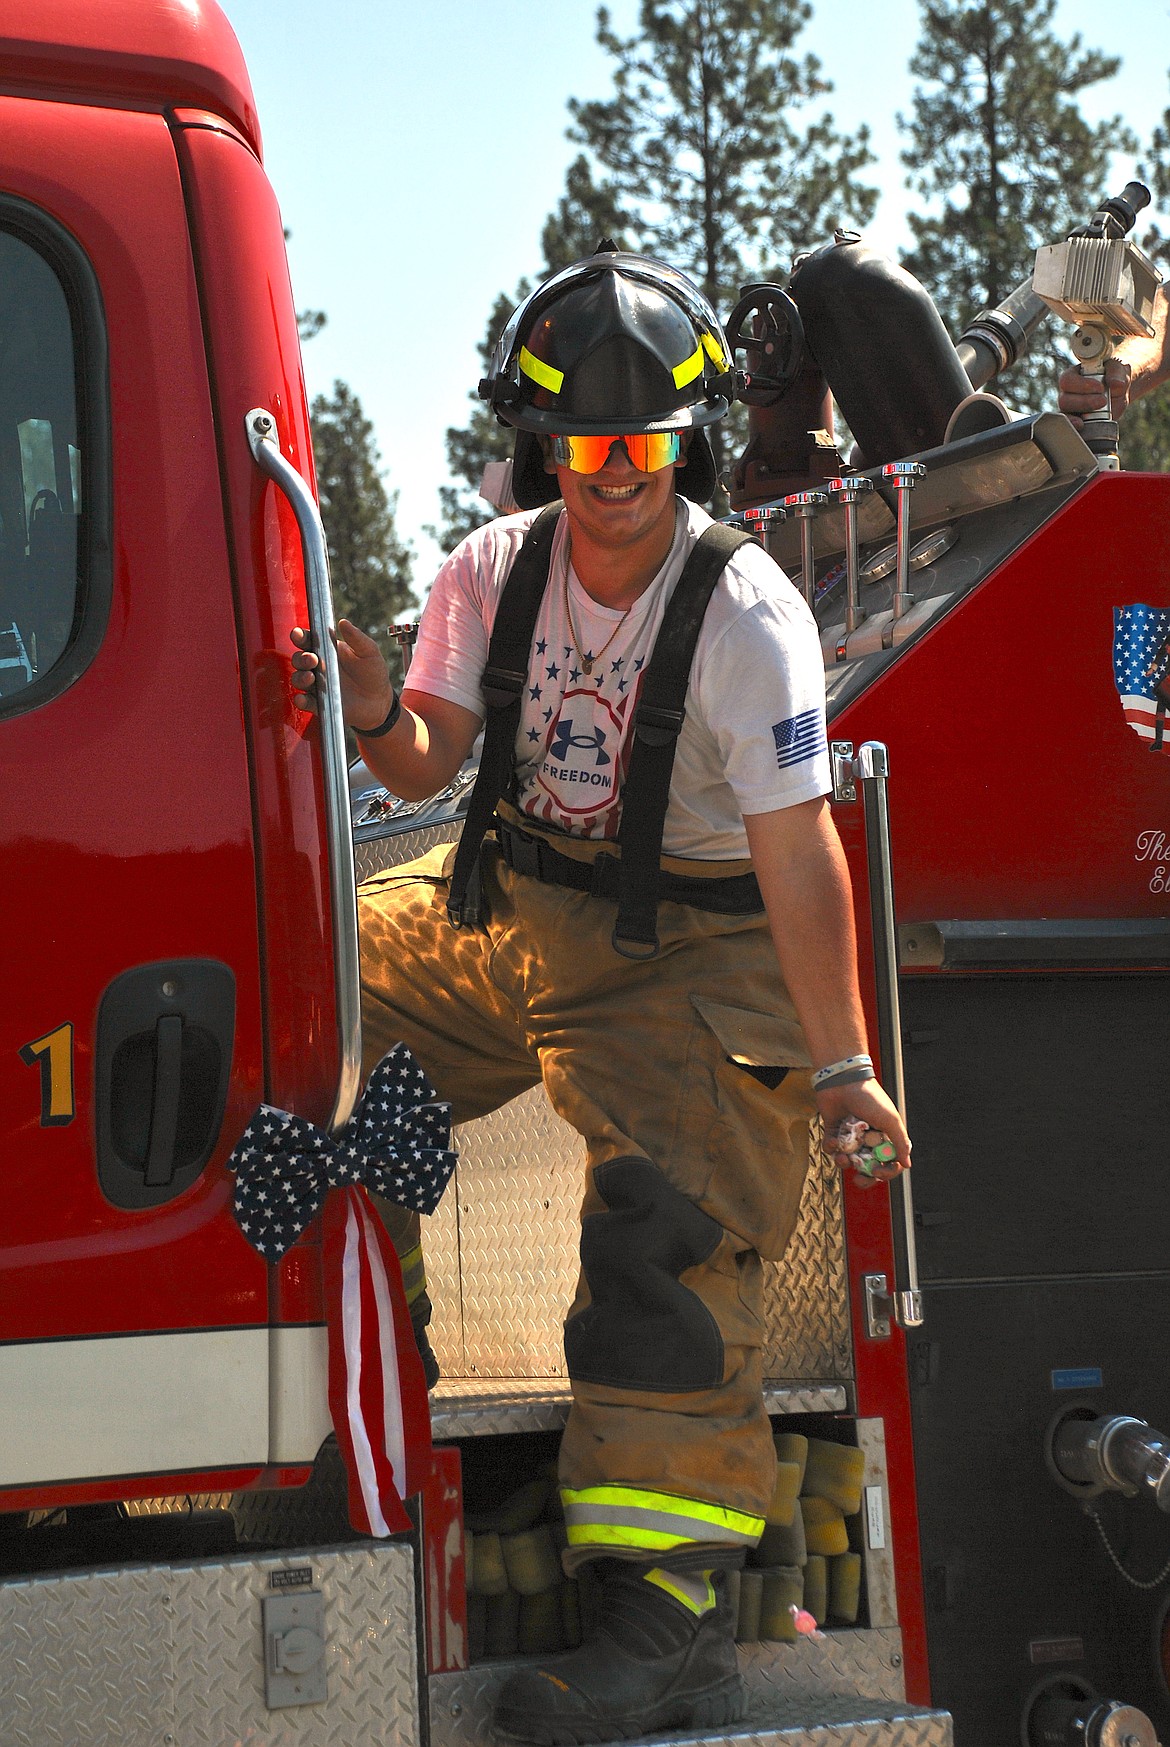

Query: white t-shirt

[408,498,830,859]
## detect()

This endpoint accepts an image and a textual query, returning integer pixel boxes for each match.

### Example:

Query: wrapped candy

[825,1116,898,1184]
[789,1604,825,1641]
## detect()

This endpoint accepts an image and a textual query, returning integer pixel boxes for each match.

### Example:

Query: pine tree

[429,161,632,553]
[899,0,1135,407]
[433,0,875,545]
[429,289,530,554]
[1144,74,1170,232]
[311,381,415,675]
[568,0,877,494]
[1120,78,1170,472]
[283,230,327,345]
[1118,386,1170,473]
[541,154,634,281]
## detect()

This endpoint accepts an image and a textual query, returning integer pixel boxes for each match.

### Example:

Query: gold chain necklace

[563,561,633,677]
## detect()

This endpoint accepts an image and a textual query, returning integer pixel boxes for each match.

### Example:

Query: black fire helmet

[479,245,737,509]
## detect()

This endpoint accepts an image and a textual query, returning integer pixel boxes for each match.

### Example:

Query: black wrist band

[355,690,402,739]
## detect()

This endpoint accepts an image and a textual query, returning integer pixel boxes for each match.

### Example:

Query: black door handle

[95,960,235,1209]
[143,1014,185,1188]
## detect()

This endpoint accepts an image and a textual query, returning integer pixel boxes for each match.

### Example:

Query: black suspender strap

[449,510,756,951]
[447,502,562,926]
[613,522,755,959]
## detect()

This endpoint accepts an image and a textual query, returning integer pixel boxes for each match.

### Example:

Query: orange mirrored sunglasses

[551,433,683,474]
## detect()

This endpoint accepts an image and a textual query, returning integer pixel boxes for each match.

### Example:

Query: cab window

[0,205,108,712]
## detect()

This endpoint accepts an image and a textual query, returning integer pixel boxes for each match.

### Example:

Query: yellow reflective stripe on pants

[562,1484,763,1551]
[398,1240,427,1310]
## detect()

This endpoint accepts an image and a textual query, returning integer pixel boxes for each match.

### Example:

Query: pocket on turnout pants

[675,995,815,1262]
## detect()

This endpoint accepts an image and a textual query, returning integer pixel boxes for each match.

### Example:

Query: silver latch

[864,1272,892,1340]
[831,739,856,803]
[262,1589,327,1710]
[863,1271,923,1339]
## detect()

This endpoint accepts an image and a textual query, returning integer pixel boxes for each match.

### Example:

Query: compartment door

[0,99,271,1500]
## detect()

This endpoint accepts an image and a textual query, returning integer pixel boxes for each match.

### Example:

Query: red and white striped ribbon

[323,1184,432,1536]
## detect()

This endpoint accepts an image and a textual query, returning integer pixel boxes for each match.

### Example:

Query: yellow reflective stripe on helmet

[644,1567,716,1616]
[561,1484,764,1549]
[701,331,729,371]
[672,343,705,390]
[519,346,564,394]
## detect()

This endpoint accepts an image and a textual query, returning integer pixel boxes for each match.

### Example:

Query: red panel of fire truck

[0,5,338,1513]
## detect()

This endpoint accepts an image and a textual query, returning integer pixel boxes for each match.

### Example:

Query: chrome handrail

[246,408,362,1133]
[855,740,923,1329]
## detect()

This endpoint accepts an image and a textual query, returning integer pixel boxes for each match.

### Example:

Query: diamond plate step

[429,1632,951,1747]
[649,1705,953,1746]
[430,1379,849,1439]
[0,1540,420,1747]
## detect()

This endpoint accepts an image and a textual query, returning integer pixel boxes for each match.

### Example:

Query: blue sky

[220,0,1170,586]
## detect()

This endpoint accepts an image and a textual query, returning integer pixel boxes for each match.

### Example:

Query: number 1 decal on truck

[18,1022,74,1125]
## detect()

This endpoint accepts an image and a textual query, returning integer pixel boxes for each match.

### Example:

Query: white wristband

[811,1054,874,1090]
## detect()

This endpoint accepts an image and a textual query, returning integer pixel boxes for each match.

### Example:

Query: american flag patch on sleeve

[772,707,827,770]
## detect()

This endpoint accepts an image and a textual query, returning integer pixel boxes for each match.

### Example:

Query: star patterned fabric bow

[225,1042,454,1539]
[228,1042,458,1262]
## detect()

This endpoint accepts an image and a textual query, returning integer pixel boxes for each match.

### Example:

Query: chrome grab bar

[246,408,362,1133]
[854,741,923,1329]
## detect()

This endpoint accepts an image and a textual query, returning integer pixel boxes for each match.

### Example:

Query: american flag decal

[1113,604,1170,753]
[772,706,827,771]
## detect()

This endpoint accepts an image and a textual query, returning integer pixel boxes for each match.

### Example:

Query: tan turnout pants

[358,825,816,1567]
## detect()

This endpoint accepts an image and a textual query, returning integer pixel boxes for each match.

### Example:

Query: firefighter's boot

[492,1560,745,1744]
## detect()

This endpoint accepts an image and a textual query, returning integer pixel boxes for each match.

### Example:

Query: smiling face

[543,434,688,562]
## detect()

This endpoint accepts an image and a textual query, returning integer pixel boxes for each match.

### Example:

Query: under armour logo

[550,717,611,766]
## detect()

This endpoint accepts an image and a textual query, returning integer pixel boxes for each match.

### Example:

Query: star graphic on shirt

[546,662,560,680]
[543,706,553,722]
[535,638,547,655]
[529,683,542,702]
[527,727,540,742]
[611,656,624,671]
[634,655,645,671]
[569,666,581,684]
[617,676,628,693]
[563,645,573,661]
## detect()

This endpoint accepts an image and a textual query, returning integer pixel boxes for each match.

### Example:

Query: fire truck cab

[2,6,1169,1747]
[0,0,336,1510]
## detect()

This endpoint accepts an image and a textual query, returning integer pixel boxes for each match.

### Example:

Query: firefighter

[292,245,908,1744]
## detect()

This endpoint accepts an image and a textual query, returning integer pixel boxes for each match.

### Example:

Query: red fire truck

[1,6,1168,1746]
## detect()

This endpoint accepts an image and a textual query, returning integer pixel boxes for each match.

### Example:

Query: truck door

[0,97,271,1506]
